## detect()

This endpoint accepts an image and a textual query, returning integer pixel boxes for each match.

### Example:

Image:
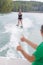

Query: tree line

[0,0,43,13]
[13,1,43,12]
[0,0,14,13]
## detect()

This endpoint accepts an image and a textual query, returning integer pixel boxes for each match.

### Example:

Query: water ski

[16,25,23,29]
[20,26,23,28]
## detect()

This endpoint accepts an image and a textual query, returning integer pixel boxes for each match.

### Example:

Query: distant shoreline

[0,11,43,14]
[12,11,43,13]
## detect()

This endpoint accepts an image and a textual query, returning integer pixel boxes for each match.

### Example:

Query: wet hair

[41,25,43,33]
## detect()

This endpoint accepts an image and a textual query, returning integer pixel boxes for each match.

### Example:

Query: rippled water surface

[0,12,43,59]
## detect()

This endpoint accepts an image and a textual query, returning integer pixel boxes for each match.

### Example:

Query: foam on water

[1,12,42,59]
[4,18,33,58]
[23,18,34,28]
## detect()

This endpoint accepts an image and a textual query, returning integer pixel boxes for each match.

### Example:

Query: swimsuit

[18,14,22,20]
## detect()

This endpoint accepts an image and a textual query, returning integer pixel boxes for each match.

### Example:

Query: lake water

[0,12,43,59]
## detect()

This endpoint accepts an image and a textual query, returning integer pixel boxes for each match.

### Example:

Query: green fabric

[32,42,43,65]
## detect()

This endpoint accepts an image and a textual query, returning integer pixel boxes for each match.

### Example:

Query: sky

[13,0,43,2]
